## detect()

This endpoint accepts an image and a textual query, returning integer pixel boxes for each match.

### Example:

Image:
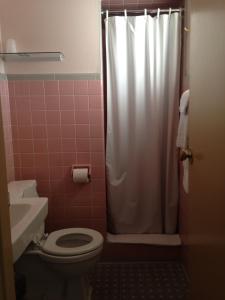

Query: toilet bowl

[29,227,103,277]
[8,180,104,300]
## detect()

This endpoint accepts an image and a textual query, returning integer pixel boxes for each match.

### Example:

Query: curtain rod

[101,8,184,15]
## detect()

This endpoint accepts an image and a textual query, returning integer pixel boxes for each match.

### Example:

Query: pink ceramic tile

[10,77,107,230]
[17,126,33,139]
[46,111,60,124]
[61,125,75,139]
[33,139,48,153]
[92,192,106,205]
[47,125,61,138]
[50,180,66,195]
[76,125,90,138]
[50,167,64,180]
[76,139,90,152]
[59,80,74,95]
[35,166,50,180]
[8,81,15,97]
[29,81,44,95]
[37,180,50,196]
[90,125,104,138]
[21,167,35,180]
[50,194,65,207]
[75,111,89,124]
[67,194,91,206]
[65,206,92,220]
[48,139,62,153]
[17,110,32,125]
[34,154,49,167]
[9,96,16,111]
[14,168,22,180]
[14,81,29,96]
[45,96,60,110]
[12,140,20,154]
[32,126,47,139]
[91,152,105,166]
[62,152,76,166]
[77,152,90,164]
[89,110,103,125]
[92,166,105,178]
[61,139,76,152]
[74,80,88,95]
[60,111,75,124]
[91,219,106,236]
[31,111,46,125]
[44,80,59,95]
[88,80,102,95]
[11,126,18,139]
[14,96,30,111]
[19,139,34,153]
[92,206,106,219]
[30,96,45,110]
[13,154,21,168]
[89,95,103,110]
[92,179,106,192]
[20,153,35,168]
[60,96,74,110]
[65,219,92,229]
[9,111,17,126]
[74,95,89,110]
[48,204,65,220]
[49,153,63,167]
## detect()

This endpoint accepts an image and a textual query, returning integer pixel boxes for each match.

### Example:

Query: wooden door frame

[0,96,16,300]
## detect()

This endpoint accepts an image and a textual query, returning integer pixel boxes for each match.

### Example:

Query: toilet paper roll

[72,168,89,183]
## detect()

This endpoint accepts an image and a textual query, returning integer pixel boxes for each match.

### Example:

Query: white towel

[176,90,190,148]
[182,159,189,194]
[176,90,190,194]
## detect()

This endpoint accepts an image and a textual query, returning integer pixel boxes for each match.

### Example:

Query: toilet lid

[42,228,103,256]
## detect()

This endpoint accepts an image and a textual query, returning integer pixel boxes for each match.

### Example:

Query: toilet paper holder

[71,165,91,183]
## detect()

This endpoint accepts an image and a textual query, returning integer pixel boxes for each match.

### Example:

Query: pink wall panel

[9,79,106,236]
[0,79,15,182]
[102,0,184,10]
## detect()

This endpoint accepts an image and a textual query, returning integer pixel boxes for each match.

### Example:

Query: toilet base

[64,276,92,300]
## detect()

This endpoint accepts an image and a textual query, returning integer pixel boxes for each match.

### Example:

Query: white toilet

[8,180,104,300]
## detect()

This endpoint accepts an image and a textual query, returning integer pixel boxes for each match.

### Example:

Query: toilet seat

[42,228,103,257]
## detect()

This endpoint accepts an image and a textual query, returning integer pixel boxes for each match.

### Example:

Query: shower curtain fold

[105,13,181,234]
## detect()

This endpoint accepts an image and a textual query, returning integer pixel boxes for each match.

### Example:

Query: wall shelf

[0,52,64,62]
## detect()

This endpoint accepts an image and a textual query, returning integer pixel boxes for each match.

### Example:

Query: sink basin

[10,203,31,228]
[10,197,48,262]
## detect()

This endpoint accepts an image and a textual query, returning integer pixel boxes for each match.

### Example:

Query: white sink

[10,197,48,262]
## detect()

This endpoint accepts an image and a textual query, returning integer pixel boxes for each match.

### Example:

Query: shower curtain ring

[157,8,160,18]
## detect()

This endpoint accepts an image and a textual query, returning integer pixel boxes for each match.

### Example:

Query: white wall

[0,0,102,74]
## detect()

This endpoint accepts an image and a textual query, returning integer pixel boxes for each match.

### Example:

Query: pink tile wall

[9,79,106,236]
[0,79,15,182]
[102,0,184,10]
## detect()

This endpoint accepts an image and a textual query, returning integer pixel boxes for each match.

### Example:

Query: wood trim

[0,97,16,300]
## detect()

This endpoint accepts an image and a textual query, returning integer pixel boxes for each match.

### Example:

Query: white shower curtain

[105,13,181,234]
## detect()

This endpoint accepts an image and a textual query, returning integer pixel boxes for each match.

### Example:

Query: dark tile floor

[90,262,190,300]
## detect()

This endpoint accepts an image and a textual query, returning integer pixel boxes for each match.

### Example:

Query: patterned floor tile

[90,262,190,300]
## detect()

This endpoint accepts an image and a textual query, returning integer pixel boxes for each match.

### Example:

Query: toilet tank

[8,180,39,204]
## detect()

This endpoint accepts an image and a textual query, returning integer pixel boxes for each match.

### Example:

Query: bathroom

[0,0,225,299]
